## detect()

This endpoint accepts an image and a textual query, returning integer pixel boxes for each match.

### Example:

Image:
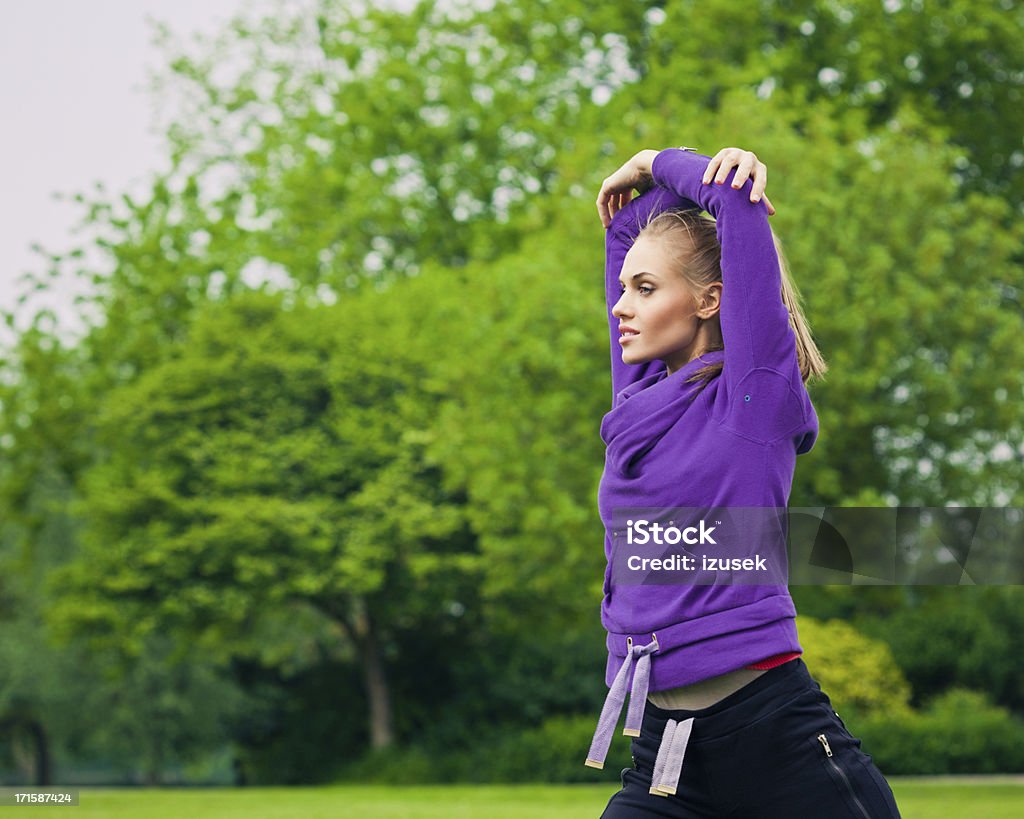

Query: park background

[1,0,1023,808]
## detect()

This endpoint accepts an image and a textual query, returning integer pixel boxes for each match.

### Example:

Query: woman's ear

[699,282,723,317]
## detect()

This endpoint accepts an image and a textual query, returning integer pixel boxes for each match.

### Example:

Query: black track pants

[599,659,902,818]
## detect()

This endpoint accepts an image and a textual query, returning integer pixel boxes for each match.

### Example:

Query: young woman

[584,145,902,818]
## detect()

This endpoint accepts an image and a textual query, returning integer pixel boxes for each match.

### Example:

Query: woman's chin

[621,349,650,365]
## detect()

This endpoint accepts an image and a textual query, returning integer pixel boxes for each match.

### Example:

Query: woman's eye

[619,285,654,295]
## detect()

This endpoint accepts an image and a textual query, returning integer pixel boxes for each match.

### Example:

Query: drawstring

[649,716,694,797]
[648,716,677,795]
[584,634,659,769]
[583,631,695,797]
[624,637,655,737]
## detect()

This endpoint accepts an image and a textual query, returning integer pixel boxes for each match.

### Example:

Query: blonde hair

[635,208,828,392]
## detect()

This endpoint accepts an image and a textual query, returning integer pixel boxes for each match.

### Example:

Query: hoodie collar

[616,349,725,405]
[602,349,725,477]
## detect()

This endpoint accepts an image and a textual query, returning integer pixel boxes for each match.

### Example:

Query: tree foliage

[642,0,1024,210]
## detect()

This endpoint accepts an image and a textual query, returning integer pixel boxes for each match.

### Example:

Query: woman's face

[613,235,710,372]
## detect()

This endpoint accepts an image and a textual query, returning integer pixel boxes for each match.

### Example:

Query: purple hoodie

[597,148,819,695]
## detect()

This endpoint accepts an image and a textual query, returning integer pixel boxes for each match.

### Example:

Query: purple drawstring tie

[649,716,694,796]
[648,716,677,796]
[584,634,659,769]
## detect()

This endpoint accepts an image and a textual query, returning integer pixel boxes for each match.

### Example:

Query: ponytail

[636,208,828,391]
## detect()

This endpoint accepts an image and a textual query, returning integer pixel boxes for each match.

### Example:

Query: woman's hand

[595,149,659,229]
[702,147,776,216]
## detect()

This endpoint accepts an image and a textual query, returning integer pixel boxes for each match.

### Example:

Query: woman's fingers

[700,148,775,213]
[606,192,618,222]
[597,164,628,227]
[731,153,756,189]
[701,151,725,185]
[704,148,762,188]
[746,160,775,214]
[610,191,631,220]
[713,149,744,184]
[596,161,643,227]
[597,188,620,228]
[749,161,767,201]
[596,182,615,228]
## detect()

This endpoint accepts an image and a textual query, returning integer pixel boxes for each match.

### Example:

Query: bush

[341,617,1023,783]
[796,615,913,721]
[459,714,632,784]
[338,713,632,785]
[858,587,1024,712]
[341,687,1024,783]
[855,688,1024,775]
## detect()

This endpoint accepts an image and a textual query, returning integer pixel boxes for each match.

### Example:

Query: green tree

[0,326,124,783]
[642,0,1024,211]
[138,0,654,289]
[46,290,480,751]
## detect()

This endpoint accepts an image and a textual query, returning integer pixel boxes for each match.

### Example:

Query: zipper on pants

[816,733,871,819]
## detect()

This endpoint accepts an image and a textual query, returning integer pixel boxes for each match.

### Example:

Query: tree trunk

[8,718,51,786]
[332,599,395,750]
[29,720,51,787]
[8,716,50,786]
[358,610,394,750]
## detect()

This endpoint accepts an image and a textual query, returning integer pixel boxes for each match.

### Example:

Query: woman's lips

[619,332,639,345]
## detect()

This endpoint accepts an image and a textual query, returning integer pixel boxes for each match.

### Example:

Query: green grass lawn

[7,779,1023,818]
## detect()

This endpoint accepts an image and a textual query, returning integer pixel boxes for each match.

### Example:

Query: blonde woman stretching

[584,145,901,818]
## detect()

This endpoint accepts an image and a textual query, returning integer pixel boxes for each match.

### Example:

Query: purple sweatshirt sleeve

[649,148,808,442]
[605,185,698,403]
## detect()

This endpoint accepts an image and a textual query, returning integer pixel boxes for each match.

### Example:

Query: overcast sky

[0,0,261,349]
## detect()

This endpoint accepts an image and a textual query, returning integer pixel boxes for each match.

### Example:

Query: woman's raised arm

[646,146,806,439]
